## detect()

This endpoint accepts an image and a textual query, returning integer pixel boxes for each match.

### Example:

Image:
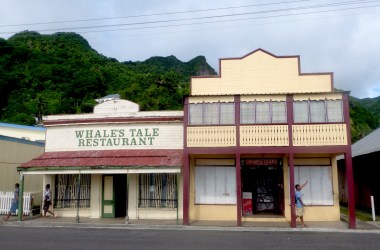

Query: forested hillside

[0,31,378,143]
[0,31,216,124]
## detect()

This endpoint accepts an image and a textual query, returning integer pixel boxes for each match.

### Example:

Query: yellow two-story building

[182,49,355,228]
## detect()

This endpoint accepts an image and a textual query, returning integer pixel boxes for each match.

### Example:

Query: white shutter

[294,166,333,205]
[195,166,236,204]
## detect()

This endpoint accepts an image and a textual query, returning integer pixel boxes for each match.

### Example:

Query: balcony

[186,124,348,147]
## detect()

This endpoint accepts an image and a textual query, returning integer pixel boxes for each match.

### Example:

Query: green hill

[0,31,378,143]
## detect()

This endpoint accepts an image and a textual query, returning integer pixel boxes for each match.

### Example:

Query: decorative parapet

[292,124,347,146]
[240,125,289,146]
[187,126,236,147]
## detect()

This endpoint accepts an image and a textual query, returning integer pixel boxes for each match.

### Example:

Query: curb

[2,220,380,234]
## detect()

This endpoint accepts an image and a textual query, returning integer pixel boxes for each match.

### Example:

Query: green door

[102,175,115,218]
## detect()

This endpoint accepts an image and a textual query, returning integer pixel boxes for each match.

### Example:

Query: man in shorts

[295,180,308,227]
[4,183,20,221]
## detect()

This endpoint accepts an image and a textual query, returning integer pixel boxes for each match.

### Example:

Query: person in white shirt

[42,184,55,218]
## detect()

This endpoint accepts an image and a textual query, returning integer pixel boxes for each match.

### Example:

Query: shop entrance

[102,174,127,218]
[241,159,284,215]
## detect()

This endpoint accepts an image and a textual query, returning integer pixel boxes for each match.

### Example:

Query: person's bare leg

[4,212,11,221]
[300,215,304,227]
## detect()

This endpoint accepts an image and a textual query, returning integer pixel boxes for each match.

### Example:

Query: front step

[242,215,287,222]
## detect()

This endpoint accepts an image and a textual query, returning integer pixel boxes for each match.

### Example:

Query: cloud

[1,0,379,98]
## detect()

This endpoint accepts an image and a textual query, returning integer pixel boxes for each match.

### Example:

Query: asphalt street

[0,226,379,250]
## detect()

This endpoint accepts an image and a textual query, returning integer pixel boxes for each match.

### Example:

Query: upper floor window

[189,102,235,125]
[293,99,343,123]
[240,101,287,124]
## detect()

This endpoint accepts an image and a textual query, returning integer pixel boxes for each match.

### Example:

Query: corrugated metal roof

[0,122,46,131]
[19,149,182,169]
[351,127,380,157]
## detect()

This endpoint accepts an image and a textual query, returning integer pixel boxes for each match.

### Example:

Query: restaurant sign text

[75,128,159,147]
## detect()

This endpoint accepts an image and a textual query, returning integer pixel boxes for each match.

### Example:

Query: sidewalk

[1,214,380,233]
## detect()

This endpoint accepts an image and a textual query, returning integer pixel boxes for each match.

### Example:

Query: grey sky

[1,0,380,98]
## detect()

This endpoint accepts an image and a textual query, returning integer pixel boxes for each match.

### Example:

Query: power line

[0,0,379,35]
[0,0,312,28]
[77,3,380,34]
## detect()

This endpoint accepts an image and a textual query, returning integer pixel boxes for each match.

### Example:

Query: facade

[17,49,356,228]
[19,99,184,220]
[338,127,380,213]
[182,49,355,228]
[0,122,46,142]
[0,123,45,193]
[0,135,44,193]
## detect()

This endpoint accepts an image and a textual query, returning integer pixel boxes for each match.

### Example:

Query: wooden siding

[240,125,289,146]
[188,96,234,104]
[187,126,236,147]
[240,95,286,102]
[292,124,347,146]
[293,93,342,101]
[191,50,332,96]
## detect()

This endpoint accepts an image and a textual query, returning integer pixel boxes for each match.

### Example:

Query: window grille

[54,174,91,209]
[139,173,177,208]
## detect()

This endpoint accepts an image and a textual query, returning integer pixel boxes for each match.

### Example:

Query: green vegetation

[340,206,380,221]
[349,96,380,142]
[0,31,216,125]
[0,31,379,143]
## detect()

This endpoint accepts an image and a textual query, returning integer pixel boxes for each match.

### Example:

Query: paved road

[0,226,379,250]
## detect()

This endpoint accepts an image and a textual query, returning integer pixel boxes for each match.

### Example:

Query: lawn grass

[340,206,380,221]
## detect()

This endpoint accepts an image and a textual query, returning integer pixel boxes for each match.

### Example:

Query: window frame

[194,166,237,205]
[293,99,344,124]
[292,165,334,206]
[138,173,178,209]
[188,102,235,125]
[240,101,287,124]
[54,174,91,209]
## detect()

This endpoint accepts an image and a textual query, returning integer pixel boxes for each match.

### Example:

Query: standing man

[295,180,308,227]
[3,183,20,221]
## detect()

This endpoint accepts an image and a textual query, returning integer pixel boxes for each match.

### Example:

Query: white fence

[0,191,32,216]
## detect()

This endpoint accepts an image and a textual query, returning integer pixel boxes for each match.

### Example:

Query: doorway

[242,164,284,215]
[102,174,127,218]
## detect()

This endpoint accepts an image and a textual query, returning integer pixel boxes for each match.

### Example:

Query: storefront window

[54,174,91,209]
[139,173,177,208]
[293,166,333,205]
[195,166,236,204]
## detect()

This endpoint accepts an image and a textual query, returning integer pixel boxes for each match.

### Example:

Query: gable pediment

[191,49,333,96]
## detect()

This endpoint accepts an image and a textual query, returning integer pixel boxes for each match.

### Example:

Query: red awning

[19,149,183,170]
